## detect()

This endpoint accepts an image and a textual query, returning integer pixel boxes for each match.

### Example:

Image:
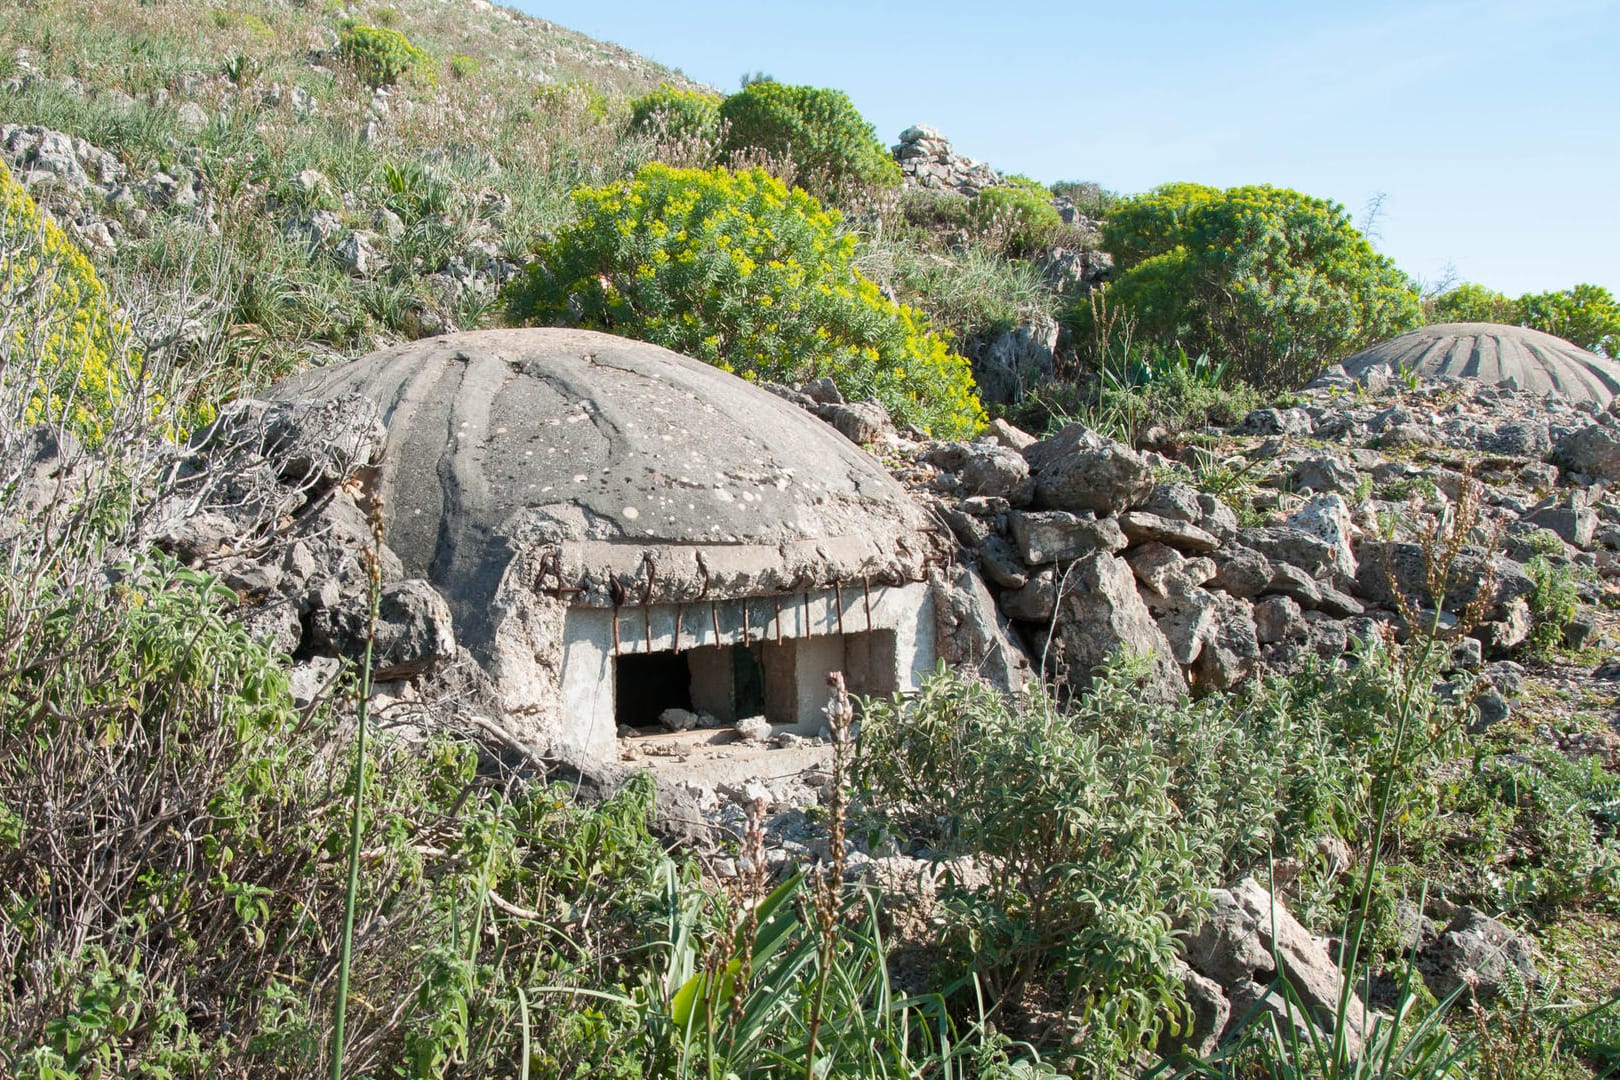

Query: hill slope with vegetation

[1,0,1619,1076]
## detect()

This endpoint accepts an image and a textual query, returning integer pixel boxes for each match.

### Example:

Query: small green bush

[1050,179,1118,217]
[1427,281,1620,357]
[1518,282,1620,357]
[1524,554,1582,656]
[1428,282,1519,325]
[718,81,900,201]
[507,163,985,436]
[1084,182,1422,390]
[337,23,434,88]
[628,84,723,144]
[968,183,1063,257]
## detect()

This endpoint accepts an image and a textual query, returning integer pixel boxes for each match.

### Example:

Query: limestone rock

[930,566,1034,693]
[1210,545,1274,599]
[1555,421,1620,480]
[1186,878,1368,1059]
[1193,593,1262,691]
[823,399,893,444]
[957,444,1033,503]
[1419,907,1539,1003]
[1120,510,1220,553]
[1138,482,1204,523]
[1240,526,1339,580]
[1286,494,1358,579]
[1008,509,1127,563]
[999,568,1056,622]
[1197,494,1240,544]
[1255,594,1305,644]
[988,417,1037,451]
[1288,455,1361,496]
[371,579,458,679]
[1051,553,1182,700]
[975,316,1058,406]
[978,534,1028,589]
[1241,407,1313,436]
[1024,424,1156,515]
[1163,963,1230,1059]
[735,714,772,743]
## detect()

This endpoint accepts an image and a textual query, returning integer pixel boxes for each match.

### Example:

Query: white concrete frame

[559,581,937,758]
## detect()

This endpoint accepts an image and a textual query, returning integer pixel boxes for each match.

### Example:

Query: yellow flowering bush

[338,23,435,89]
[0,160,137,441]
[507,164,985,437]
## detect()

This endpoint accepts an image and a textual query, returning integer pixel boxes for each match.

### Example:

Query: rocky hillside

[3,0,1620,1076]
[0,0,706,383]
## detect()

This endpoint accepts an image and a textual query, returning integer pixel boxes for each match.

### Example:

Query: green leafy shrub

[628,84,723,145]
[0,555,674,1075]
[1524,554,1582,656]
[1518,282,1620,357]
[507,163,985,436]
[337,23,434,88]
[718,80,900,201]
[856,666,1200,1068]
[1,159,141,441]
[1428,282,1520,325]
[1427,281,1620,357]
[968,182,1063,257]
[1084,183,1422,390]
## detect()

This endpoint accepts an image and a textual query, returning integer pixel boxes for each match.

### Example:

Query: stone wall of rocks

[899,370,1620,709]
[891,124,1003,198]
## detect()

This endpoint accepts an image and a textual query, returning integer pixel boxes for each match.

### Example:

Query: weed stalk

[329,495,386,1078]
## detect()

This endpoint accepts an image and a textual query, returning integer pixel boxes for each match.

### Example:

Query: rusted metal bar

[863,576,873,633]
[674,603,684,653]
[774,595,783,644]
[834,581,845,636]
[742,600,751,643]
[711,600,721,645]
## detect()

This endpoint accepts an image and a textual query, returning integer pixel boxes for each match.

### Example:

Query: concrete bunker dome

[1340,322,1620,408]
[270,328,949,757]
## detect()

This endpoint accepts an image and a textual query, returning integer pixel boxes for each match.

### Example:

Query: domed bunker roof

[270,329,943,632]
[1341,322,1620,407]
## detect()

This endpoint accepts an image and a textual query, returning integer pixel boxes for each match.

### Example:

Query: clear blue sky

[514,0,1619,298]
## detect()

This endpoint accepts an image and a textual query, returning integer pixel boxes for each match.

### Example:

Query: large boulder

[1008,509,1127,563]
[1418,907,1540,1003]
[1285,494,1358,580]
[1554,421,1620,481]
[1051,552,1182,700]
[1024,424,1155,516]
[1184,878,1368,1059]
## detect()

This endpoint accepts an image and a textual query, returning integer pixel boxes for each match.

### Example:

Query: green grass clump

[338,22,435,88]
[507,162,986,436]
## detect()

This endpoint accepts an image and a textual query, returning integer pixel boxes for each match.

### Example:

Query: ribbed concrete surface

[1341,322,1620,407]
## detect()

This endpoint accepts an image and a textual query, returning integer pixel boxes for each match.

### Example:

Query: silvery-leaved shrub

[507,163,985,437]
